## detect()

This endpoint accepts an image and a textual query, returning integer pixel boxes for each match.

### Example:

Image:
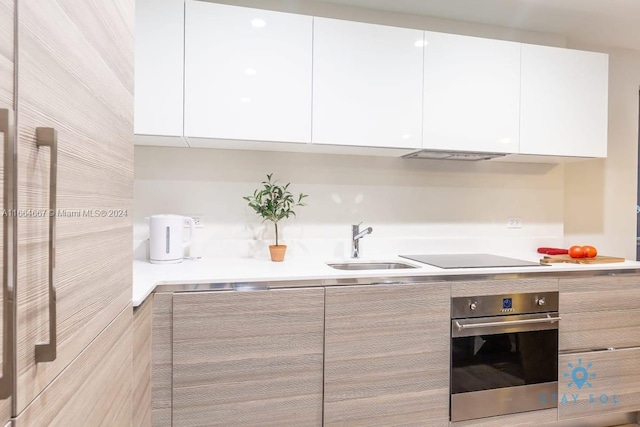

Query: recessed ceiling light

[414,40,428,47]
[244,68,257,75]
[402,134,412,139]
[251,19,266,28]
[241,97,251,103]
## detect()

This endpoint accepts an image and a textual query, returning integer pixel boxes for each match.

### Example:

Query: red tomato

[568,245,585,258]
[583,245,598,258]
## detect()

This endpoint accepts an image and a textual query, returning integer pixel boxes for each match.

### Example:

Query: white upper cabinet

[422,31,521,154]
[312,18,423,149]
[183,1,313,143]
[134,0,184,137]
[520,44,609,157]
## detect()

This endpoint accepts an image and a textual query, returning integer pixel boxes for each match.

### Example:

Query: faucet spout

[353,227,373,240]
[351,224,373,258]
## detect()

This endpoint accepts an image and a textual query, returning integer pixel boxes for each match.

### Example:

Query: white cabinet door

[423,31,520,154]
[134,0,184,137]
[184,1,312,143]
[312,18,423,149]
[520,44,608,157]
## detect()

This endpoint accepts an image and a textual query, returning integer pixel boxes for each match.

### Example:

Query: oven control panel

[452,292,559,318]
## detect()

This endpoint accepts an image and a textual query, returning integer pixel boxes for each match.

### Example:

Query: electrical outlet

[185,216,204,228]
[507,217,522,228]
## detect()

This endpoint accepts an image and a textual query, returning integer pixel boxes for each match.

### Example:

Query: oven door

[450,313,560,422]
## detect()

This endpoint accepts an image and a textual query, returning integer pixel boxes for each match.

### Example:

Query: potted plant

[243,173,308,262]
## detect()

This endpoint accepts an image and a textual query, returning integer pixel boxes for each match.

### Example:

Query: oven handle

[454,313,561,332]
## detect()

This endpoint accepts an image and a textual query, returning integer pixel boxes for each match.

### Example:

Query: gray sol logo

[540,358,620,407]
[564,358,596,389]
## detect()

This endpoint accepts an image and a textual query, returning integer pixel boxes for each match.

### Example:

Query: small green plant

[243,173,308,246]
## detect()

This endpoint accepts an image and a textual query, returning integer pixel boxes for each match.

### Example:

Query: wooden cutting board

[541,254,625,264]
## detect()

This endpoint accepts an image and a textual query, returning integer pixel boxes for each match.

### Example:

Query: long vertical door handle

[35,127,57,363]
[0,109,15,396]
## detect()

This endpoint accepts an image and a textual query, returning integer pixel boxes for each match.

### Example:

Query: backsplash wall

[134,146,564,260]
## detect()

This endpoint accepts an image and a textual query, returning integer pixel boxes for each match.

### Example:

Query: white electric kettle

[148,214,195,264]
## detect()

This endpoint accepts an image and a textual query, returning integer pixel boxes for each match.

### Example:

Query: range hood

[402,149,508,161]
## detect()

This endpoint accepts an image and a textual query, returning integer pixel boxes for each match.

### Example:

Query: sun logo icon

[563,359,597,389]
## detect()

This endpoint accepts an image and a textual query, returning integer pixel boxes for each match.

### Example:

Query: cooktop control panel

[451,292,559,318]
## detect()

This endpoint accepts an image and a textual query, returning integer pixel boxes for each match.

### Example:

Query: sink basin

[327,261,418,271]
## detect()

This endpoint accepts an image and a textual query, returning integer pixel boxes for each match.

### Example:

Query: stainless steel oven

[450,292,560,422]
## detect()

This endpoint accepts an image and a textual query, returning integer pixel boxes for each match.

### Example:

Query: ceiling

[320,0,640,51]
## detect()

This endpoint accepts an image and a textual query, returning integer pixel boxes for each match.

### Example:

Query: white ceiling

[320,0,640,50]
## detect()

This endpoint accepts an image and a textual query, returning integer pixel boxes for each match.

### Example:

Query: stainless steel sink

[327,261,418,271]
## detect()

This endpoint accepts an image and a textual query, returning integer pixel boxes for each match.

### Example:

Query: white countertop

[132,255,640,306]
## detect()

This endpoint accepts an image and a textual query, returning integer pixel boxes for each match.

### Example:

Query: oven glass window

[451,329,558,394]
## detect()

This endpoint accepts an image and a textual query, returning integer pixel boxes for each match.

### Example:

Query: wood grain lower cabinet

[12,306,133,426]
[171,288,325,427]
[324,283,450,427]
[152,293,173,427]
[558,275,640,421]
[558,348,640,420]
[559,275,640,351]
[133,298,153,427]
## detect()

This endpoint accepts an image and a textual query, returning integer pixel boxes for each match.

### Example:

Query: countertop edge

[132,258,640,307]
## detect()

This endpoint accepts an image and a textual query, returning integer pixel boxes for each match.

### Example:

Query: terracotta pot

[269,245,287,262]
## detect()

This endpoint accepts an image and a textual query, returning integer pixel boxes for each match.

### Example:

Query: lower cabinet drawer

[558,347,640,420]
[559,309,640,351]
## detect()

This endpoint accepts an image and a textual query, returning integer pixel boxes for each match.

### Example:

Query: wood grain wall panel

[15,0,133,413]
[451,278,558,297]
[12,306,133,427]
[0,0,12,107]
[0,0,12,423]
[152,292,173,427]
[559,275,640,313]
[133,298,153,427]
[324,283,450,427]
[558,348,640,420]
[172,289,325,427]
[560,310,640,351]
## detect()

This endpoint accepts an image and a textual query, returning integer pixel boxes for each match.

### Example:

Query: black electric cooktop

[399,253,544,269]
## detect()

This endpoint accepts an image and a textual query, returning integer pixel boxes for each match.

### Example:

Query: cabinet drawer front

[558,348,640,420]
[559,275,640,313]
[560,310,640,352]
[172,289,324,427]
[324,283,449,426]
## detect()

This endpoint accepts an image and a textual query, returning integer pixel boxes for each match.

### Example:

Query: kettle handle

[183,217,195,248]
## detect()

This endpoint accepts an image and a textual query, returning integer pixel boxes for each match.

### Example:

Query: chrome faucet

[352,223,373,258]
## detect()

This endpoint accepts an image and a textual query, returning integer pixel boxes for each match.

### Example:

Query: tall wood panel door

[12,307,133,427]
[0,0,14,423]
[324,283,450,426]
[15,0,134,414]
